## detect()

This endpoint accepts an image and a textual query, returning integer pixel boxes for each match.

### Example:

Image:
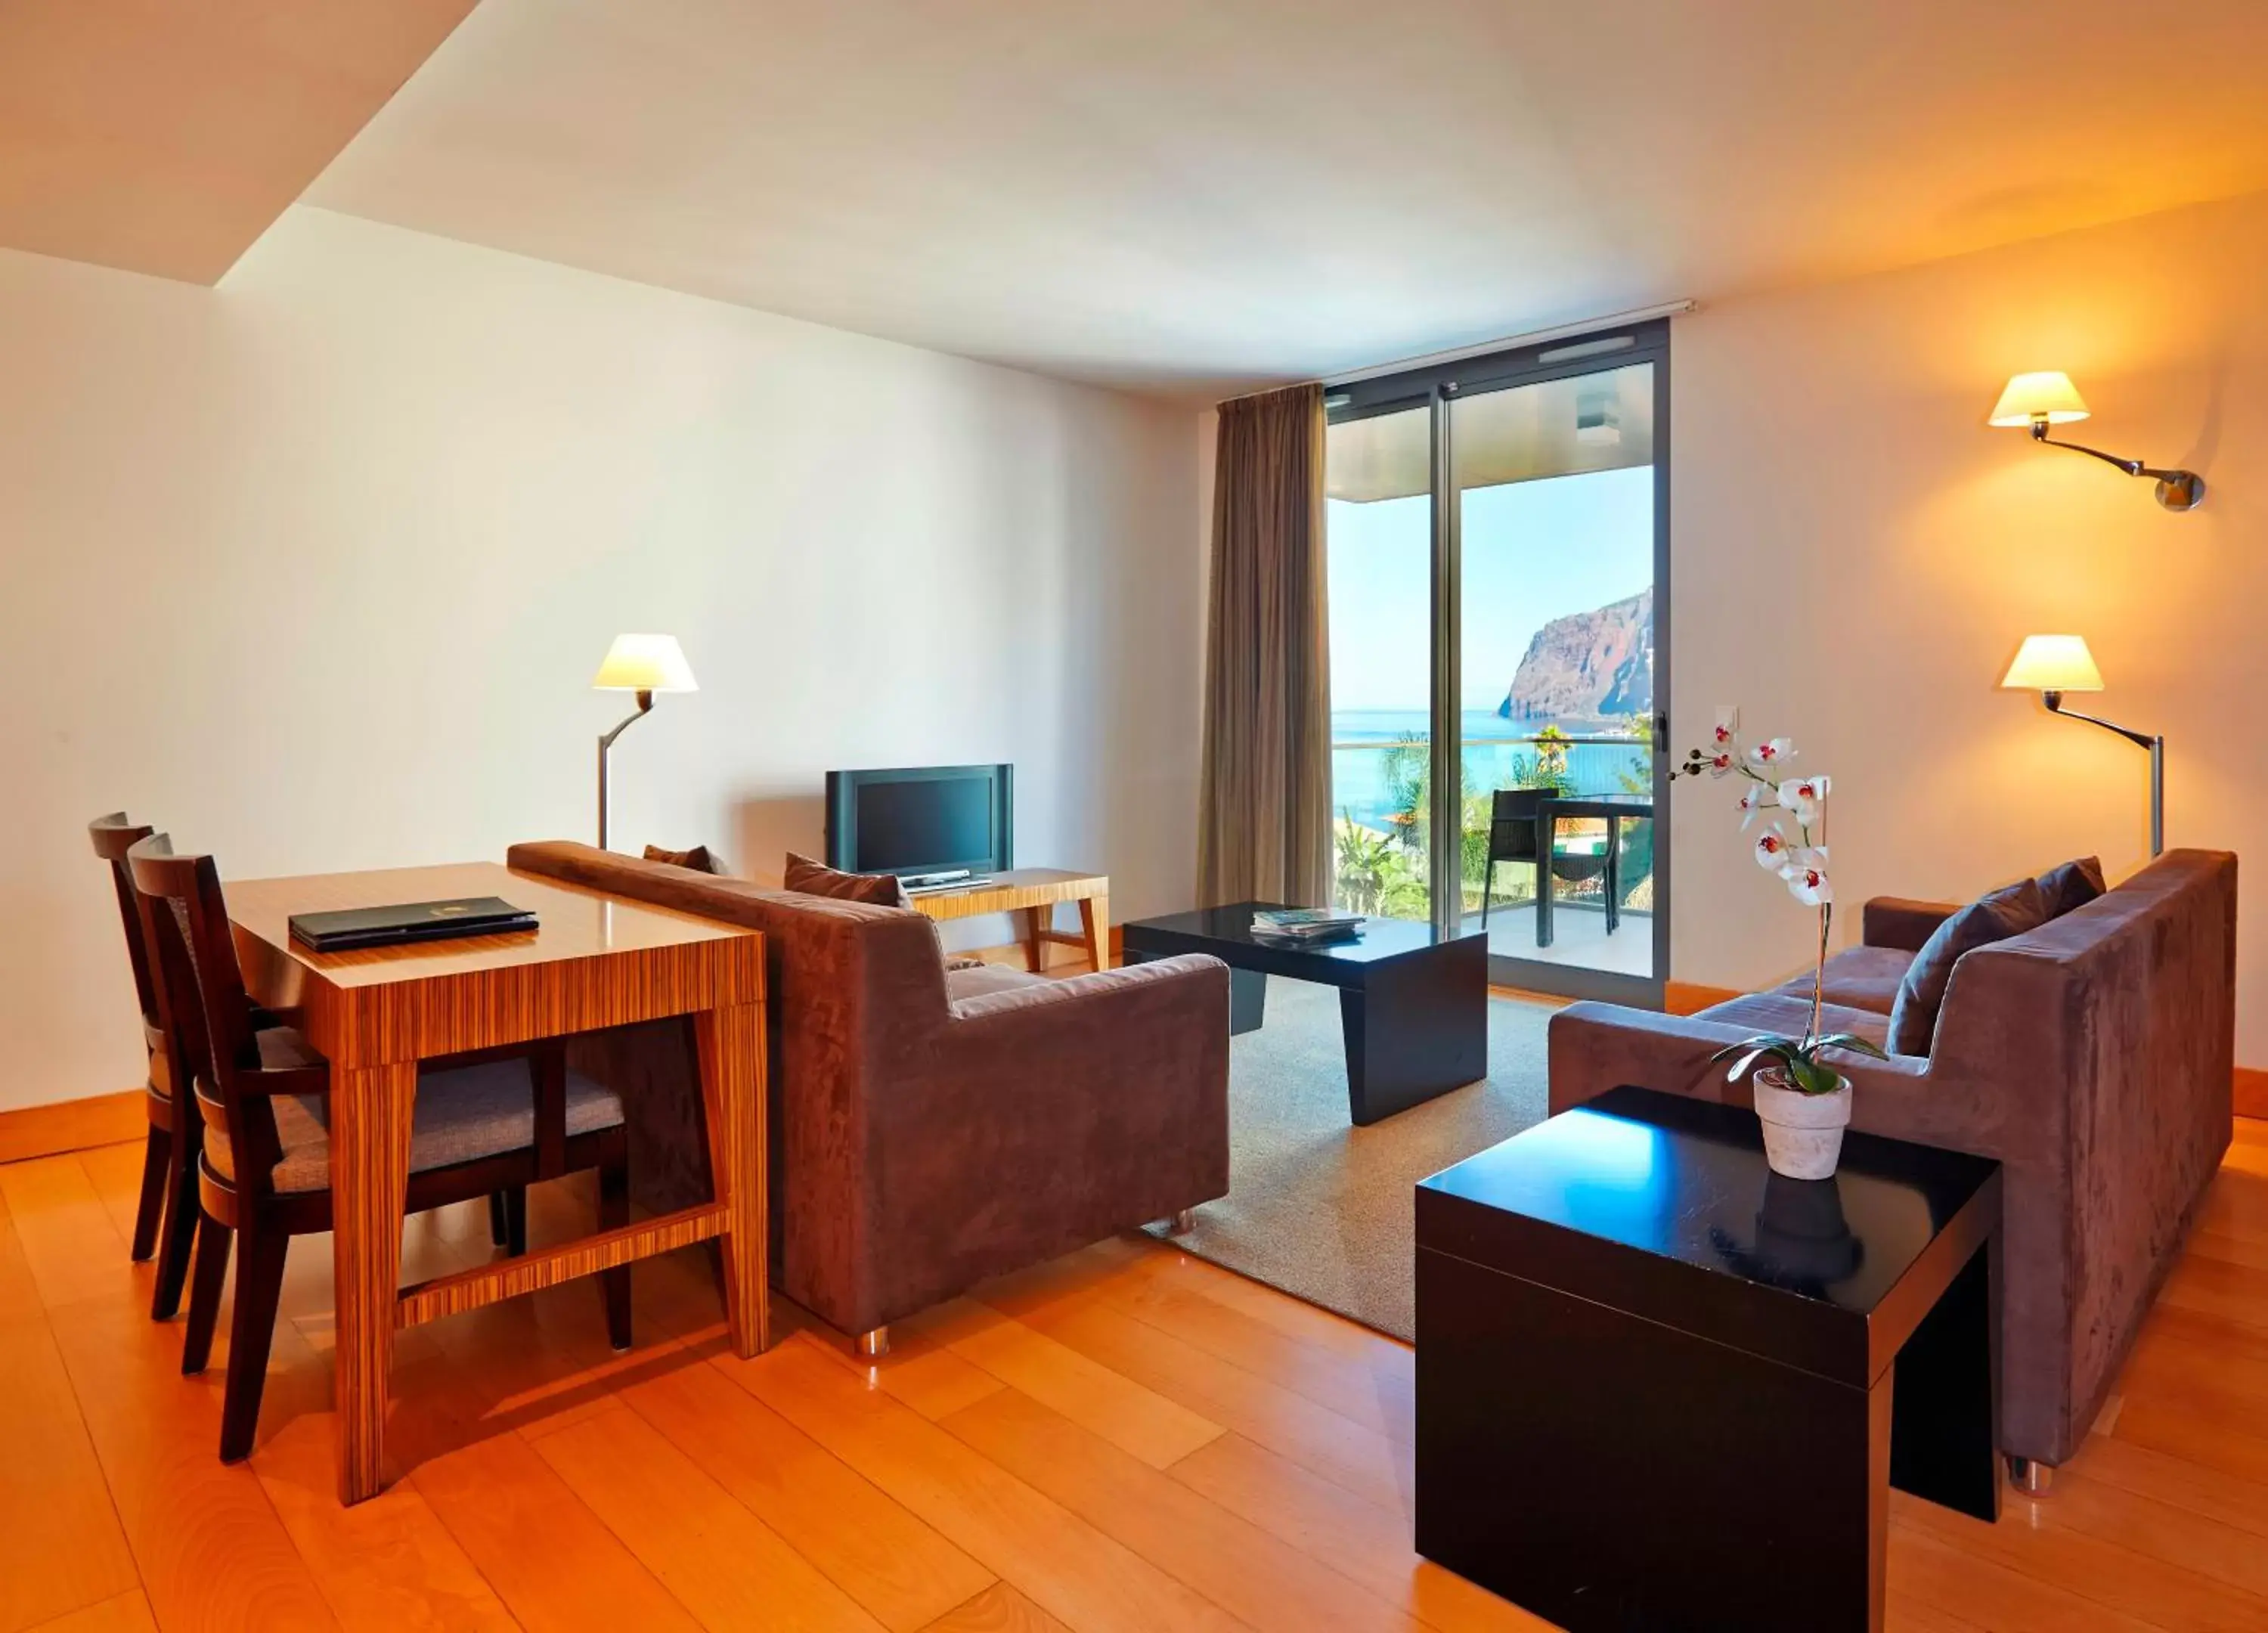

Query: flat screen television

[824,763,1013,880]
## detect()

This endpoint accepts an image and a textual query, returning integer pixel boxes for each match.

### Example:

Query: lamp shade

[593,633,698,693]
[2000,634,2104,693]
[1988,371,2091,427]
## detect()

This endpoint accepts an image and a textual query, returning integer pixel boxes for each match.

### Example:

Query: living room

[5,4,2266,1630]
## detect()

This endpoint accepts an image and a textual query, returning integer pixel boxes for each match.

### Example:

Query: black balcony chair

[1478,788,1612,940]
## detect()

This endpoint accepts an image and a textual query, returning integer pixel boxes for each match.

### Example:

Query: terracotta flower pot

[1751,1066,1852,1180]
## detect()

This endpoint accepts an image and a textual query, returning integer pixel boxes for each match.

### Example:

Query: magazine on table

[1250,907,1365,943]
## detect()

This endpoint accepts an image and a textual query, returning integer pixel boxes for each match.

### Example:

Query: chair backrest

[128,835,287,1201]
[1485,786,1612,885]
[1486,788,1545,865]
[88,812,160,1040]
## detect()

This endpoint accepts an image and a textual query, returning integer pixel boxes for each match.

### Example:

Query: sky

[1325,464,1655,713]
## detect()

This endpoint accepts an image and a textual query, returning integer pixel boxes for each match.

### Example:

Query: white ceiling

[305,0,2268,398]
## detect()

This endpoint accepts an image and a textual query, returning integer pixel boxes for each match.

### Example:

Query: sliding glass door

[1325,322,1669,1003]
[1324,399,1437,925]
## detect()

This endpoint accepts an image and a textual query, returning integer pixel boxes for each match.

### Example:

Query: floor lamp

[2000,634,2164,857]
[593,634,698,851]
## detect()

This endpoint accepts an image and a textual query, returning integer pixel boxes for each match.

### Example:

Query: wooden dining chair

[88,813,209,1318]
[128,834,634,1462]
[94,812,531,1318]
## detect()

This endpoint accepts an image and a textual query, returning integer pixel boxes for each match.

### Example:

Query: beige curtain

[1197,383,1333,908]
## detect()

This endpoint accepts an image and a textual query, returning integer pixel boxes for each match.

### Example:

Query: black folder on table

[288,896,538,953]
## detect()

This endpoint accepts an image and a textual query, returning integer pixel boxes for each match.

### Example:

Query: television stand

[904,868,1110,972]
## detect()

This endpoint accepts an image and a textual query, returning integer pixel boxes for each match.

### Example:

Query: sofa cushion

[643,842,725,875]
[1697,992,1892,1055]
[2036,855,2107,919]
[945,961,1051,1002]
[1886,878,2049,1056]
[784,852,912,909]
[1770,945,1913,1016]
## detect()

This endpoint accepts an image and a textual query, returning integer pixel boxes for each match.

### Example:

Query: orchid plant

[1674,724,1887,1095]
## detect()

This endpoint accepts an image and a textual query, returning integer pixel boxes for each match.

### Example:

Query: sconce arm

[2030,422,2193,485]
[2043,691,2158,752]
[2029,422,2143,476]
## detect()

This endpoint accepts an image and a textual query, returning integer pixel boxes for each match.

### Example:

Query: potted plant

[1674,724,1886,1179]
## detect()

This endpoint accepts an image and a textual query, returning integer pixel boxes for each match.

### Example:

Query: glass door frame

[1325,318,1672,1006]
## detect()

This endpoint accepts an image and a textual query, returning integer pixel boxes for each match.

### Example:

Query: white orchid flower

[1747,737,1796,769]
[1711,722,1738,751]
[1776,773,1832,825]
[1705,750,1737,778]
[1753,827,1794,871]
[1736,786,1773,829]
[1783,847,1832,906]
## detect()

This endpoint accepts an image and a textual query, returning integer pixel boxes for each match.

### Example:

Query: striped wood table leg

[1080,891,1110,970]
[330,1059,416,1504]
[696,1002,768,1358]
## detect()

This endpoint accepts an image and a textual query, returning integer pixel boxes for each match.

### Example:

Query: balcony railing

[1329,731,1653,800]
[1330,730,1656,921]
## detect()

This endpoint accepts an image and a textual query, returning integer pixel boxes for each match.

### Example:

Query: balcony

[1331,726,1654,970]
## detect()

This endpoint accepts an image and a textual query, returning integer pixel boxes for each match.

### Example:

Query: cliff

[1498,587,1653,722]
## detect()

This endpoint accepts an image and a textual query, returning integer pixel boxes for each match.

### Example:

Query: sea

[1331,707,1652,832]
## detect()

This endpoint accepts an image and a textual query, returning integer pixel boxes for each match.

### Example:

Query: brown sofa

[507,841,1231,1348]
[1548,848,2237,1477]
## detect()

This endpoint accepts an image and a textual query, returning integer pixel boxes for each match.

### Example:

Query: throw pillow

[1886,878,2050,1056]
[2035,855,2107,919]
[643,843,725,875]
[783,852,912,909]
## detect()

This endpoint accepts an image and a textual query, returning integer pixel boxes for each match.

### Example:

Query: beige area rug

[1148,978,1557,1340]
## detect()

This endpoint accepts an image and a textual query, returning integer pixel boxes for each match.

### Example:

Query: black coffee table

[1120,903,1486,1126]
[1415,1085,2002,1633]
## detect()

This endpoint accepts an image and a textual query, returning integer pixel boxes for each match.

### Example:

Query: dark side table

[1415,1085,2001,1633]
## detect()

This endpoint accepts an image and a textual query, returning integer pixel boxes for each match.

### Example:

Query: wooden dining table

[224,860,768,1504]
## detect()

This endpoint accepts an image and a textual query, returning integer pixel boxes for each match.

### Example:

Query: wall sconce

[2000,634,2164,856]
[1988,373,2204,511]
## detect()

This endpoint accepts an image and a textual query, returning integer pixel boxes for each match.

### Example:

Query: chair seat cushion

[945,962,1050,1002]
[206,1057,624,1195]
[1770,945,1913,1016]
[1696,992,1893,1055]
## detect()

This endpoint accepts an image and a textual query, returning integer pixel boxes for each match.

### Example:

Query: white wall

[1669,189,2268,1058]
[0,206,1203,1111]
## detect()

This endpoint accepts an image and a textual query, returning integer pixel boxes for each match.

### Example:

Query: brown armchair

[507,841,1231,1353]
[1547,848,2237,1481]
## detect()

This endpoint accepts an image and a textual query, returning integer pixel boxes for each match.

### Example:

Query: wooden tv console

[906,869,1110,971]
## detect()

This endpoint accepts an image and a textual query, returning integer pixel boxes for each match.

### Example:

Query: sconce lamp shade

[1989,372,2091,427]
[593,633,698,693]
[2000,634,2104,693]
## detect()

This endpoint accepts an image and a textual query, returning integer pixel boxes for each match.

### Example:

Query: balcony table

[1534,791,1653,947]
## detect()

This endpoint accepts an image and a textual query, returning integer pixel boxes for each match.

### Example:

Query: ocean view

[1331,707,1652,832]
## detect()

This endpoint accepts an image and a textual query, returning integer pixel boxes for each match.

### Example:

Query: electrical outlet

[1715,705,1740,734]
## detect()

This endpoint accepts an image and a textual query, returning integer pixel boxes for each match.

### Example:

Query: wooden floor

[7,1128,2268,1632]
